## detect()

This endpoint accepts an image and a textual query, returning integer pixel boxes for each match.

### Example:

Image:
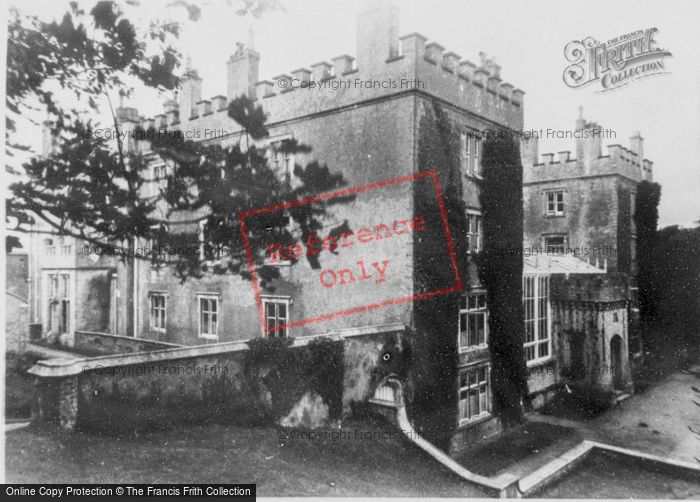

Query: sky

[7,0,700,228]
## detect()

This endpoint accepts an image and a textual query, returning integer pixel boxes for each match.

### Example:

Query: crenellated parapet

[137,2,524,141]
[522,109,653,184]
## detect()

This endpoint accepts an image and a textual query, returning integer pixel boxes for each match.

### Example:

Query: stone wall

[73,330,182,356]
[29,324,406,432]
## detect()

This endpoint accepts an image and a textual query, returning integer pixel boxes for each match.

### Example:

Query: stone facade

[520,108,652,396]
[106,2,522,449]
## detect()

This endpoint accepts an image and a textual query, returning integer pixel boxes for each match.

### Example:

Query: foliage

[478,133,528,428]
[243,337,345,423]
[634,180,662,345]
[652,224,700,346]
[7,2,352,282]
[410,101,467,448]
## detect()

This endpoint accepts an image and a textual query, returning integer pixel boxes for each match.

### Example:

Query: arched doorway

[610,335,623,390]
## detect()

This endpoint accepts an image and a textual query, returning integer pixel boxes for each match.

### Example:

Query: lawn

[456,421,580,477]
[535,450,700,499]
[5,417,487,497]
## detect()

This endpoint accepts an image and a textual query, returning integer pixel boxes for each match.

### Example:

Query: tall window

[467,213,482,253]
[151,162,168,197]
[461,132,470,174]
[473,137,481,176]
[458,292,488,350]
[458,365,490,423]
[270,141,294,186]
[150,293,167,332]
[461,133,482,176]
[58,236,72,255]
[544,190,565,216]
[523,275,550,364]
[262,297,290,337]
[198,294,219,339]
[629,286,639,310]
[59,274,70,333]
[198,220,229,261]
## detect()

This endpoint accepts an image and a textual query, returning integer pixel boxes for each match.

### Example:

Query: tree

[634,180,662,350]
[478,133,528,427]
[6,1,351,281]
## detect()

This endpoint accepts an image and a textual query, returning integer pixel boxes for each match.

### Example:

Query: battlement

[522,109,653,184]
[134,1,523,140]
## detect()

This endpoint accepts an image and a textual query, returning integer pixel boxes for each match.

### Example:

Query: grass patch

[456,421,577,476]
[5,416,487,497]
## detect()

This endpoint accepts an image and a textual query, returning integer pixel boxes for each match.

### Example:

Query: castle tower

[180,55,203,121]
[356,1,399,76]
[227,28,260,101]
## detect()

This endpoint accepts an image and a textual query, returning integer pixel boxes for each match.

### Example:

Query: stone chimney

[520,134,539,167]
[630,131,644,162]
[575,107,602,172]
[356,1,399,75]
[180,56,202,120]
[227,28,260,101]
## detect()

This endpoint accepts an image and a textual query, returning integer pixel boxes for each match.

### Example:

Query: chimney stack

[227,28,260,101]
[180,56,202,121]
[356,1,399,75]
[630,131,644,162]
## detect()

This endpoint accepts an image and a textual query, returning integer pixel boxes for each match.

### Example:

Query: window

[49,274,59,298]
[262,297,290,337]
[458,365,490,423]
[545,190,565,216]
[467,213,483,253]
[59,274,70,333]
[198,294,219,339]
[523,275,550,364]
[150,293,167,332]
[198,220,229,261]
[544,235,566,255]
[44,238,56,256]
[458,292,488,350]
[151,162,168,196]
[47,273,61,332]
[629,286,639,310]
[473,137,482,176]
[461,132,470,174]
[149,224,169,266]
[270,141,294,186]
[59,236,72,255]
[461,133,482,176]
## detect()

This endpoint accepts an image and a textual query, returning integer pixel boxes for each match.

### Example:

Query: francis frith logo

[563,28,672,92]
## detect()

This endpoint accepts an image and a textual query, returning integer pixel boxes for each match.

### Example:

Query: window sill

[459,344,488,353]
[543,214,565,218]
[457,412,492,429]
[198,334,219,341]
[527,357,554,369]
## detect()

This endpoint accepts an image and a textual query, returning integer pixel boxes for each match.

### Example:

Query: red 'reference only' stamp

[238,170,461,335]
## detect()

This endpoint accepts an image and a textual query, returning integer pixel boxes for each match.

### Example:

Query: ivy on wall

[477,133,528,428]
[243,336,345,423]
[410,100,469,449]
[634,180,661,347]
